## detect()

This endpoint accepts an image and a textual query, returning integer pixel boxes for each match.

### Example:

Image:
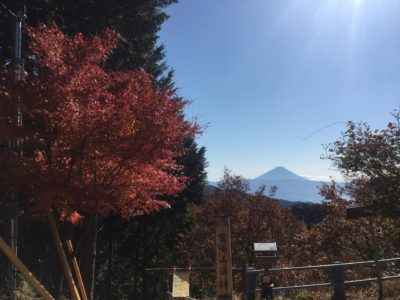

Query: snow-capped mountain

[209,167,330,202]
[248,167,328,202]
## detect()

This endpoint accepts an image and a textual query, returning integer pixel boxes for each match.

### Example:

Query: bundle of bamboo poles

[0,209,88,300]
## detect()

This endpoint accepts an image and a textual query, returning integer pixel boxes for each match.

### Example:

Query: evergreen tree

[95,139,207,300]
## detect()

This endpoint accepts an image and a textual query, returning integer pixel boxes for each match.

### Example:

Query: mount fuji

[209,167,330,203]
[248,167,328,202]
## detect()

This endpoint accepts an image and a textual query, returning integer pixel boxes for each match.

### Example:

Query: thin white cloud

[301,175,333,181]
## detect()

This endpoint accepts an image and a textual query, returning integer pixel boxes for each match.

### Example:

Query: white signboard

[172,270,190,298]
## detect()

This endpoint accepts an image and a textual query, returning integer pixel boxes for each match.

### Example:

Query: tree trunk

[80,213,99,300]
[130,220,142,300]
[0,205,18,299]
[141,220,149,300]
[106,216,114,300]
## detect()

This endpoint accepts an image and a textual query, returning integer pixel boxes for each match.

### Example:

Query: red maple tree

[0,24,198,218]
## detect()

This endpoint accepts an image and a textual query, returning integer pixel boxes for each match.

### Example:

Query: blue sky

[159,0,400,182]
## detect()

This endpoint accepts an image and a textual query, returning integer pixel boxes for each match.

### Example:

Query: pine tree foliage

[0,0,177,86]
[95,139,207,299]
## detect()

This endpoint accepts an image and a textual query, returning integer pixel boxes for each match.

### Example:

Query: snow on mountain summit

[249,167,325,202]
[254,166,307,181]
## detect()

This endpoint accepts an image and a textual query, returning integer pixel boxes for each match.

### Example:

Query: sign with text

[215,216,233,300]
[172,270,190,298]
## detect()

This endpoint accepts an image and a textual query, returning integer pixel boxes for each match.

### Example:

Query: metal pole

[14,12,23,139]
[331,264,345,300]
[244,268,256,300]
[9,12,23,298]
[10,215,17,296]
[14,12,23,69]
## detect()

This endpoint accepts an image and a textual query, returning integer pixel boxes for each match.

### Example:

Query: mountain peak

[254,167,307,181]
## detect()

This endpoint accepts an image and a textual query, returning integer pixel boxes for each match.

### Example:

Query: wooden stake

[0,236,55,300]
[67,239,88,300]
[47,209,81,300]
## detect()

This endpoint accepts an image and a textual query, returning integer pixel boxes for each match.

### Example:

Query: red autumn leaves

[0,24,198,218]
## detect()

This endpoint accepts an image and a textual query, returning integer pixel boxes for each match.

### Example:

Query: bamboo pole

[46,209,81,300]
[0,236,54,300]
[66,239,88,300]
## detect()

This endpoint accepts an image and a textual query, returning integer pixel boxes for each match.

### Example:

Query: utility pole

[14,12,23,81]
[0,3,25,298]
[10,10,24,299]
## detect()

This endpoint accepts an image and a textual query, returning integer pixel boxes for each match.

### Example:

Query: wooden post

[66,240,88,300]
[215,216,233,300]
[47,209,81,300]
[0,236,55,300]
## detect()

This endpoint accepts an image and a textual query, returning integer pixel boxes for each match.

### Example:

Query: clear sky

[159,0,400,182]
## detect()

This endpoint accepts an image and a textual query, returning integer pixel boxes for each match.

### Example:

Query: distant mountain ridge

[210,167,329,203]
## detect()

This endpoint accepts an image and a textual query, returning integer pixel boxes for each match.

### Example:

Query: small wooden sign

[215,216,233,300]
[172,270,190,298]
